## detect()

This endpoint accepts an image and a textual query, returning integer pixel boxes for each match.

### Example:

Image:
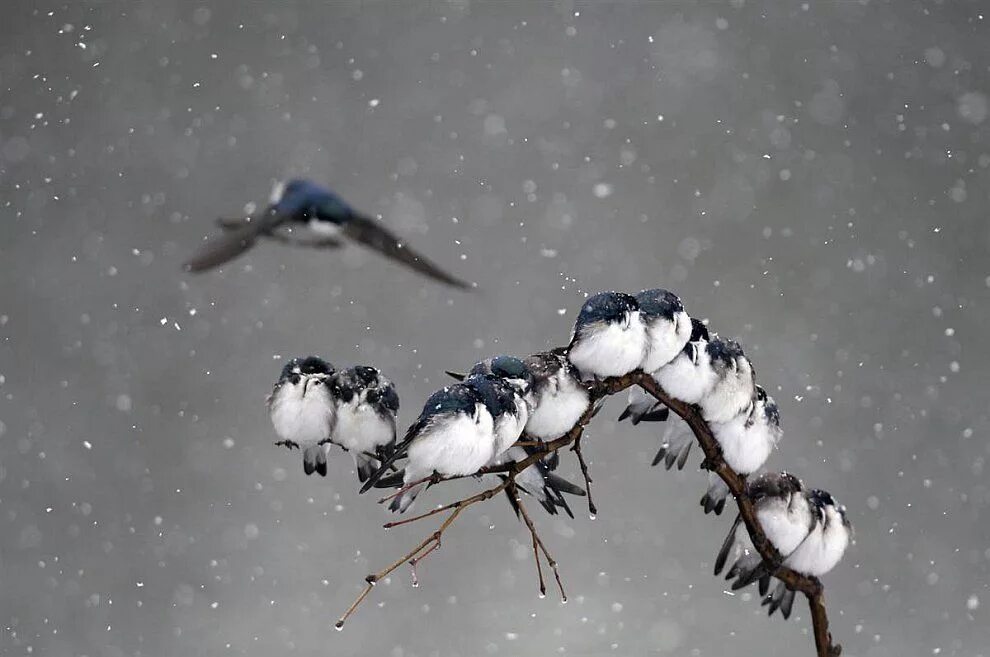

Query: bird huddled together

[267,288,851,618]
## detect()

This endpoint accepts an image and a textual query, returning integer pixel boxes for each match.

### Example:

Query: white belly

[406,405,496,477]
[655,349,717,404]
[269,384,335,447]
[493,400,529,457]
[527,373,589,440]
[642,310,692,372]
[712,413,776,475]
[700,360,754,423]
[569,318,646,379]
[333,400,394,454]
[757,496,812,556]
[785,508,849,576]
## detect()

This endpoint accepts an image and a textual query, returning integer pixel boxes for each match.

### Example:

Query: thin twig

[571,434,597,516]
[511,481,567,601]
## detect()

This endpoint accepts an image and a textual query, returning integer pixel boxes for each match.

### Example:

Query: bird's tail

[509,461,586,519]
[353,452,380,484]
[762,580,796,619]
[700,476,731,515]
[618,387,670,425]
[303,445,328,477]
[388,481,426,514]
[651,422,694,470]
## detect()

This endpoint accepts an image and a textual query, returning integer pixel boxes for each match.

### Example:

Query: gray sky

[2,2,989,656]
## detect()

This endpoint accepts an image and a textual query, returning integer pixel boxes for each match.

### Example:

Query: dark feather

[342,214,472,289]
[714,514,741,576]
[184,211,283,272]
[445,370,467,381]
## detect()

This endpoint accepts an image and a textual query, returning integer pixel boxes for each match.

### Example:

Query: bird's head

[470,355,534,394]
[574,291,640,333]
[635,288,684,322]
[747,471,803,503]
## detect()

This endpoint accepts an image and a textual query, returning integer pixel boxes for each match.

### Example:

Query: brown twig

[571,434,597,516]
[509,481,567,601]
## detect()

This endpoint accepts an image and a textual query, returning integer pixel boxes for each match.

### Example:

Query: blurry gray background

[2,1,988,656]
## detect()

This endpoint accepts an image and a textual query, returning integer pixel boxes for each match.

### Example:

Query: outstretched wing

[341,214,473,290]
[184,211,284,272]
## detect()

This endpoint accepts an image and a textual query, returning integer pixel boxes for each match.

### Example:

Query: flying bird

[567,291,648,380]
[184,178,472,289]
[268,356,337,476]
[329,365,400,483]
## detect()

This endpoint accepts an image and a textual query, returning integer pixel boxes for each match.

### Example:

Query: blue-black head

[279,356,334,383]
[368,382,400,413]
[469,355,534,389]
[635,288,684,321]
[705,336,746,368]
[272,178,354,223]
[747,471,803,503]
[463,374,517,417]
[574,291,639,330]
[689,318,710,342]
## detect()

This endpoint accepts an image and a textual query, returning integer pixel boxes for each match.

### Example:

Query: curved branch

[336,370,842,657]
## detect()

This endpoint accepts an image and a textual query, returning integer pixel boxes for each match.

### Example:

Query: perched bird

[361,374,517,513]
[329,365,400,483]
[638,288,694,372]
[184,178,472,289]
[653,318,715,403]
[268,356,336,476]
[717,473,851,619]
[701,385,782,514]
[617,288,692,425]
[698,337,755,424]
[567,291,647,380]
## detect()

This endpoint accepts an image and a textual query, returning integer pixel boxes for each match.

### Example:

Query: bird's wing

[341,214,473,290]
[184,211,285,272]
[217,217,346,250]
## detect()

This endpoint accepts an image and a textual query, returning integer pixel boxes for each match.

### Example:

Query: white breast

[406,404,496,477]
[526,371,589,440]
[785,506,849,576]
[492,399,529,457]
[757,494,812,556]
[269,380,335,447]
[711,400,778,475]
[569,314,647,379]
[654,345,718,404]
[641,310,693,373]
[699,357,754,424]
[333,395,395,454]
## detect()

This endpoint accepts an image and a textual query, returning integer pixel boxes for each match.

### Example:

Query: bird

[717,473,851,619]
[697,337,756,424]
[455,356,534,458]
[360,374,517,513]
[183,178,472,289]
[701,385,782,515]
[653,318,716,404]
[268,356,337,476]
[328,365,400,483]
[617,288,692,424]
[566,291,648,380]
